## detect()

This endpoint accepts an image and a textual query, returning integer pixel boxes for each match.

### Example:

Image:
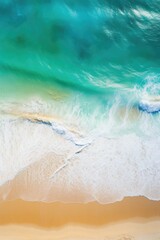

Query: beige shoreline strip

[1,110,61,123]
[0,197,160,228]
[0,110,82,136]
[0,220,160,240]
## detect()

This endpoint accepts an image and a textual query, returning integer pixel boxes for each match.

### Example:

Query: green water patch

[0,0,160,114]
[0,64,70,102]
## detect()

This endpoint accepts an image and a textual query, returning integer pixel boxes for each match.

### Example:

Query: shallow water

[1,0,160,131]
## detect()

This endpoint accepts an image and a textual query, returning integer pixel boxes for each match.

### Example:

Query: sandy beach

[0,221,160,240]
[0,197,160,239]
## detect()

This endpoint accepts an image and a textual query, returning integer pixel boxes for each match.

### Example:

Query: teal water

[1,1,160,204]
[0,0,160,129]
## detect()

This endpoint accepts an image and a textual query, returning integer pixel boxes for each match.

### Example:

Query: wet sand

[0,197,160,227]
[0,197,160,239]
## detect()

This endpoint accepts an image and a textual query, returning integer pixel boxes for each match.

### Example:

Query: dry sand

[0,221,160,240]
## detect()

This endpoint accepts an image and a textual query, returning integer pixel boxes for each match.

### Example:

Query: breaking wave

[0,97,160,203]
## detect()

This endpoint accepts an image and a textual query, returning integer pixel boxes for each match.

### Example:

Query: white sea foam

[0,97,160,203]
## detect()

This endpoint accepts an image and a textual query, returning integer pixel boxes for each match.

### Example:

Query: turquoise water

[0,0,160,129]
[1,1,160,204]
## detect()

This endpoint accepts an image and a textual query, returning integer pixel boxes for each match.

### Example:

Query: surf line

[1,109,93,148]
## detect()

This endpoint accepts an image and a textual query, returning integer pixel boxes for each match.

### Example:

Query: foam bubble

[0,112,160,203]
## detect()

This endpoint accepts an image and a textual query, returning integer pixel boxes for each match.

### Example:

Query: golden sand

[0,197,160,239]
[0,221,160,240]
[0,197,160,227]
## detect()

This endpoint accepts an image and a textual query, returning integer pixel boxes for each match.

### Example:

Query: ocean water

[0,0,160,203]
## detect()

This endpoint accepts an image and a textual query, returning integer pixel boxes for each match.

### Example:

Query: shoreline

[0,220,160,240]
[0,197,160,239]
[0,197,160,227]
